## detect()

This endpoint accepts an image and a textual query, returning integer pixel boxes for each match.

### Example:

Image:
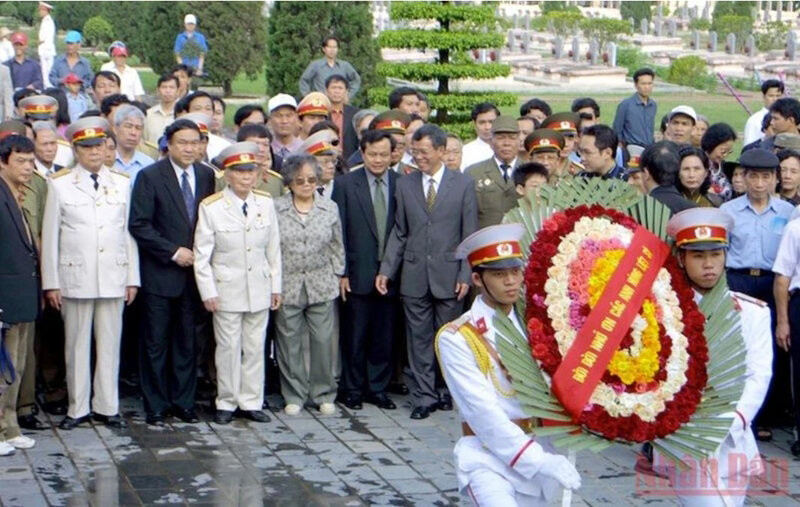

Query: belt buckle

[749,269,761,277]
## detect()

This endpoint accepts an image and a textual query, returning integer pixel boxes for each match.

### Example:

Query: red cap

[111,46,128,57]
[10,32,27,45]
[62,73,81,85]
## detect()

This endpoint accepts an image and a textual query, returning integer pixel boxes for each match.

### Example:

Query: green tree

[266,2,382,106]
[712,1,756,21]
[712,15,753,51]
[540,1,581,14]
[83,16,113,47]
[2,1,36,25]
[580,18,631,51]
[374,1,516,139]
[620,1,652,23]
[185,1,267,96]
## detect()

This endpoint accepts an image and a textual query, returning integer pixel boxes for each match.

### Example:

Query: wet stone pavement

[1,394,799,506]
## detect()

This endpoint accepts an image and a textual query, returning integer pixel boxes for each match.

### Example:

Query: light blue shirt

[720,194,795,270]
[113,149,154,185]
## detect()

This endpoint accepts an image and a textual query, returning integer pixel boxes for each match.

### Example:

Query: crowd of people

[0,8,798,504]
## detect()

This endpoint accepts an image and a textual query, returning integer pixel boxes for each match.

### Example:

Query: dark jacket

[0,178,39,324]
[341,104,359,161]
[650,185,698,215]
[332,167,399,296]
[129,158,215,297]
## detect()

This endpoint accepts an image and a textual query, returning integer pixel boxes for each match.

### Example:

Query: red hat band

[223,152,256,168]
[467,241,523,267]
[675,225,728,247]
[72,127,106,143]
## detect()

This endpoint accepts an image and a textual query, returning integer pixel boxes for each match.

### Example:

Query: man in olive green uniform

[464,116,520,229]
[541,112,584,181]
[525,129,567,186]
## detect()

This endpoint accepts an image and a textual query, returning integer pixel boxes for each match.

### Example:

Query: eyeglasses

[293,176,318,185]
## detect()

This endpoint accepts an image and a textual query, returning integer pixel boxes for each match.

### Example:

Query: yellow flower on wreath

[587,249,662,385]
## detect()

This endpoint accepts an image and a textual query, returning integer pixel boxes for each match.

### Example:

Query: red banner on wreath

[551,225,669,419]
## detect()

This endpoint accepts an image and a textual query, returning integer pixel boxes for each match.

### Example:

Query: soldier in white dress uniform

[41,116,140,430]
[18,95,74,169]
[194,142,282,425]
[655,208,773,507]
[435,223,581,506]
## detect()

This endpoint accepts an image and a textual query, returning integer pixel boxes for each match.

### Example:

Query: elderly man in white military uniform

[435,223,581,506]
[41,116,140,430]
[194,142,282,425]
[654,208,773,506]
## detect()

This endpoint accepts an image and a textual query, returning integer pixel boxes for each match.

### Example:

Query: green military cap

[491,115,519,134]
[0,120,27,139]
[369,110,411,135]
[541,112,580,136]
[524,128,564,154]
[774,133,800,150]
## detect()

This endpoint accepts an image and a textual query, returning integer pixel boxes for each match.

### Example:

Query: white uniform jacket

[194,187,282,313]
[41,165,140,298]
[436,295,561,501]
[655,290,773,485]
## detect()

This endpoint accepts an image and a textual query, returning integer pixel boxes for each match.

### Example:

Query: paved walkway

[0,394,798,506]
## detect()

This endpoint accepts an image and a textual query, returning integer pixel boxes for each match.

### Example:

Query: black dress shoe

[215,410,234,425]
[173,407,199,423]
[18,414,48,430]
[388,382,409,395]
[238,410,270,423]
[343,395,363,410]
[792,440,800,457]
[43,400,68,416]
[59,415,91,430]
[437,393,453,411]
[365,392,396,410]
[146,412,167,426]
[93,414,127,428]
[410,404,437,420]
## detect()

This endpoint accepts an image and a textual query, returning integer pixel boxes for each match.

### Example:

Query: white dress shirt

[493,156,517,180]
[421,165,445,196]
[743,107,768,146]
[35,158,57,178]
[460,138,493,171]
[171,158,196,195]
[100,61,145,101]
[38,15,55,56]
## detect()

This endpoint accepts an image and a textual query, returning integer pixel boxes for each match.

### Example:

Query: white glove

[538,452,581,490]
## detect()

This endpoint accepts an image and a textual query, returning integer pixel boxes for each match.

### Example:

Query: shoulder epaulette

[145,140,158,150]
[214,169,224,179]
[201,192,224,206]
[349,163,364,172]
[52,168,71,179]
[571,160,585,170]
[440,313,472,334]
[111,169,130,178]
[253,189,271,197]
[57,138,70,146]
[732,291,768,308]
[31,170,45,181]
[267,169,283,179]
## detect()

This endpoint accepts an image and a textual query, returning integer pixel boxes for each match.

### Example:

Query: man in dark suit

[333,130,400,410]
[464,116,522,229]
[0,135,40,454]
[325,74,359,161]
[377,124,478,419]
[129,119,215,426]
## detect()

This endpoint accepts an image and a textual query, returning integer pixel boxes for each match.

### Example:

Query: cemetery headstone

[746,34,756,57]
[668,19,678,37]
[691,30,700,49]
[524,13,530,31]
[572,36,581,62]
[726,33,736,54]
[589,39,599,65]
[654,18,662,37]
[709,31,718,52]
[607,41,617,67]
[640,18,649,36]
[553,36,564,59]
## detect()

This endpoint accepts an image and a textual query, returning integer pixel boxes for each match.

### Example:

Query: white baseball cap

[268,93,298,113]
[668,105,697,124]
[184,14,197,25]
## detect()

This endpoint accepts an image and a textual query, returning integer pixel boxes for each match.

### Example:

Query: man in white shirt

[144,74,179,144]
[37,2,55,88]
[460,102,498,171]
[744,79,784,145]
[100,44,144,101]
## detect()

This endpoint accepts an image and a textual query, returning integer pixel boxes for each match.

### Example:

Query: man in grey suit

[0,64,13,120]
[376,124,478,419]
[464,116,522,229]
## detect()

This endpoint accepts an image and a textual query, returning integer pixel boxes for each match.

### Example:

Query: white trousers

[213,309,269,411]
[62,297,124,418]
[464,469,548,507]
[39,53,53,88]
[676,473,748,507]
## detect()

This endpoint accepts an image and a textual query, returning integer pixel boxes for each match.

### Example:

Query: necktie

[181,170,195,222]
[500,163,510,183]
[373,177,387,259]
[317,186,324,196]
[90,173,99,191]
[426,178,436,212]
[242,202,248,217]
